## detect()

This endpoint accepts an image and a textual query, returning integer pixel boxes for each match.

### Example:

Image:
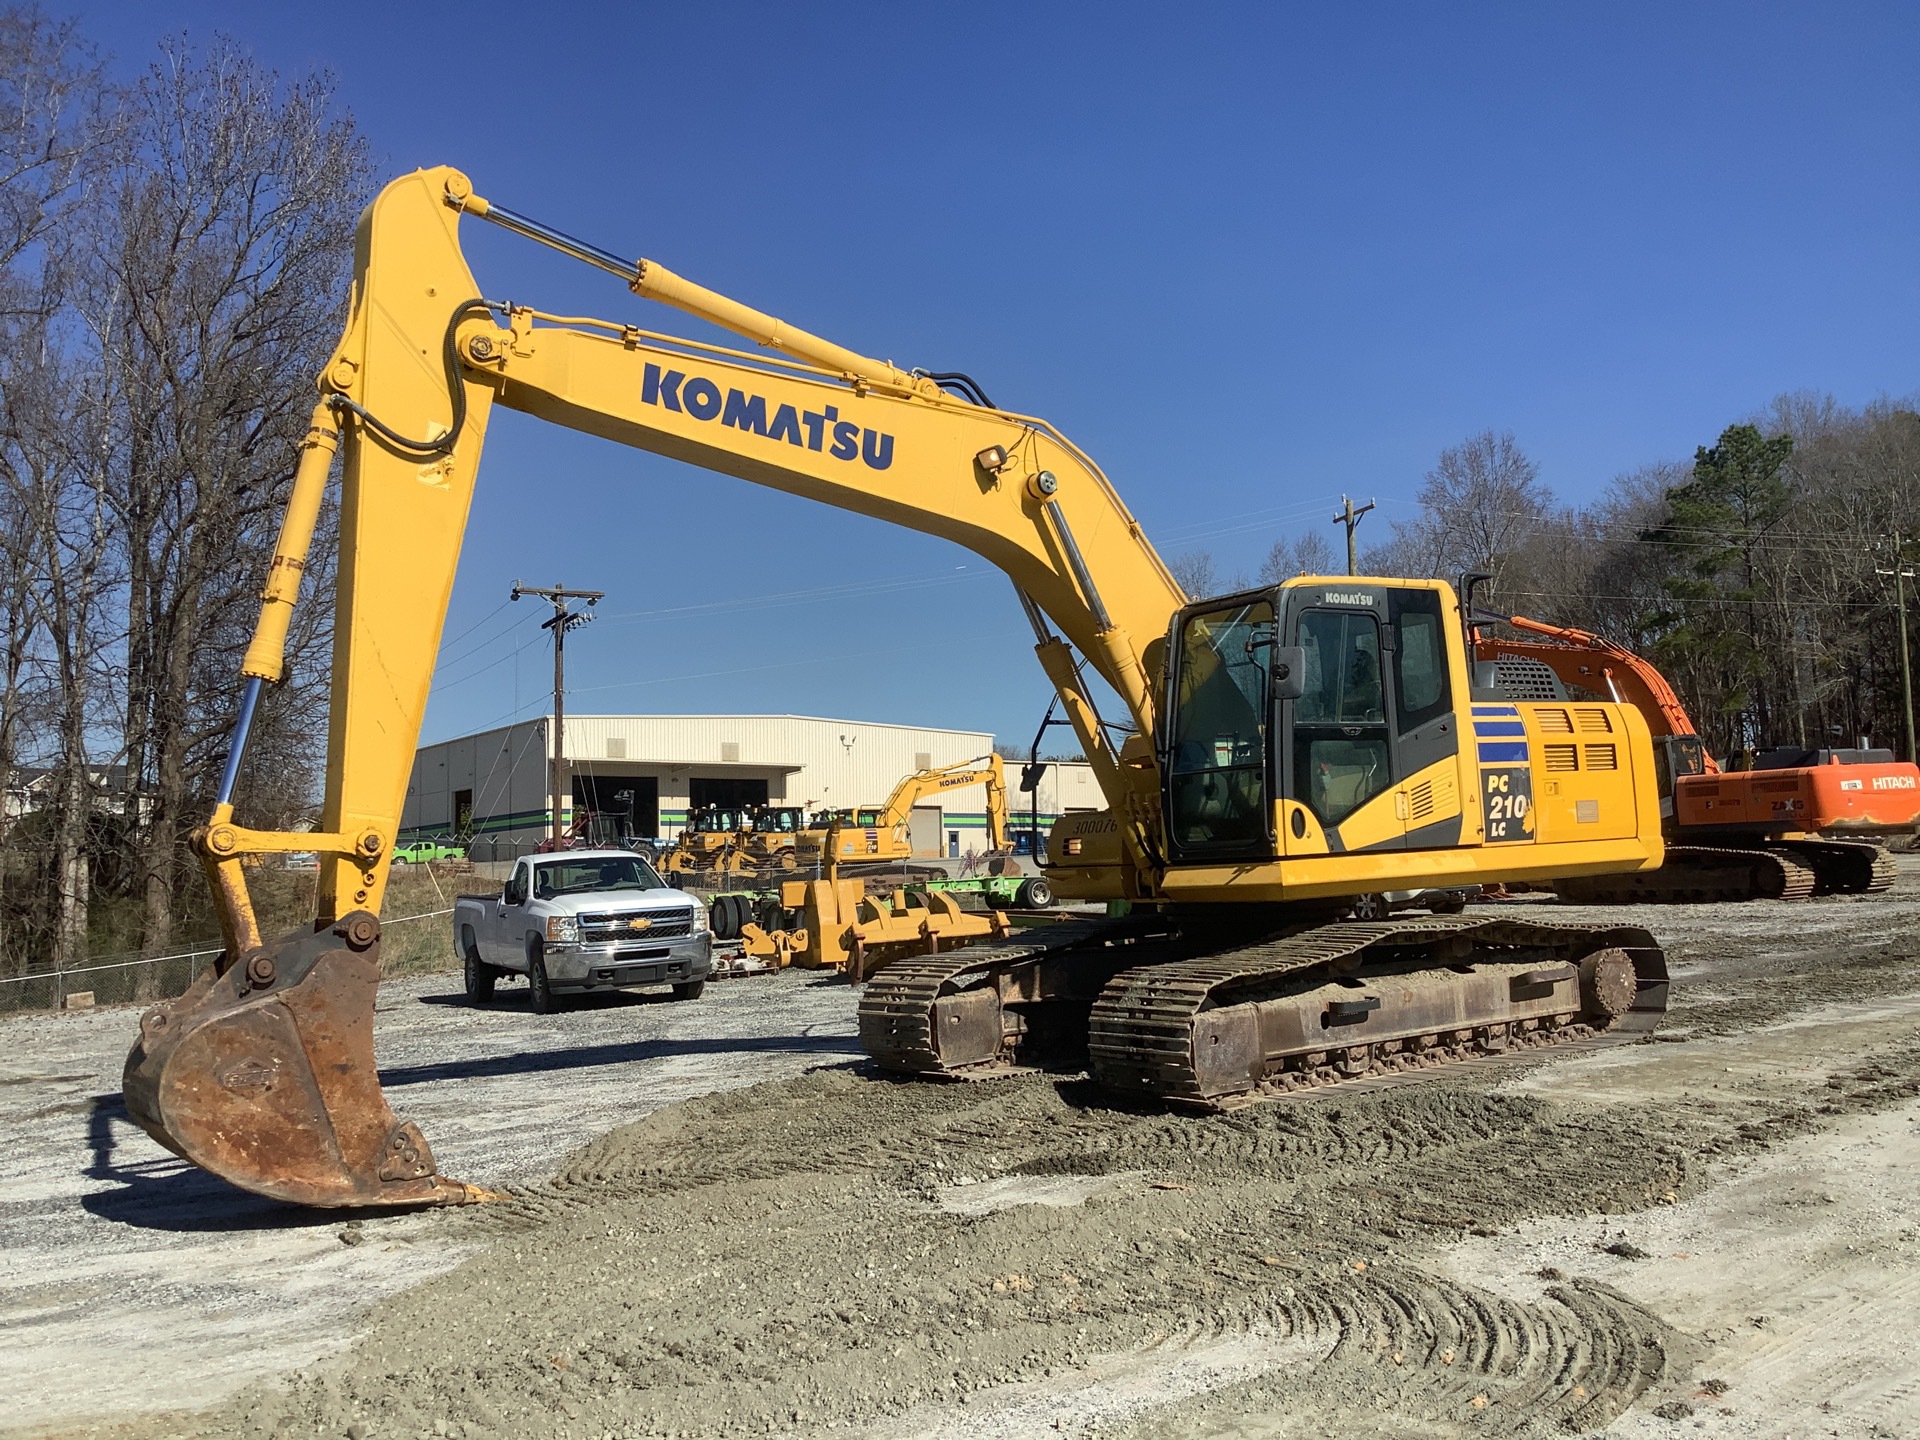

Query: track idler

[122,913,480,1208]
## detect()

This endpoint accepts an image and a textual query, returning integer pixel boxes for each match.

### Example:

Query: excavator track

[857,918,1145,1076]
[1087,916,1666,1107]
[1553,845,1816,904]
[1767,838,1898,895]
[858,914,1667,1110]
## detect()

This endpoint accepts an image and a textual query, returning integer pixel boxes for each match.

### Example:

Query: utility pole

[511,581,603,845]
[1331,495,1376,577]
[1875,536,1917,763]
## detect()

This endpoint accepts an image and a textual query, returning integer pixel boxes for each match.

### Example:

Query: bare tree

[1259,528,1336,582]
[1168,550,1218,599]
[1378,431,1552,600]
[0,318,117,969]
[81,37,372,954]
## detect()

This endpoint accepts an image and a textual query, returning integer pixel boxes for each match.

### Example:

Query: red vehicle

[1472,612,1916,902]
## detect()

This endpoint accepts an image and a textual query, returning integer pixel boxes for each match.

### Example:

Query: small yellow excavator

[795,755,1009,869]
[123,168,1671,1208]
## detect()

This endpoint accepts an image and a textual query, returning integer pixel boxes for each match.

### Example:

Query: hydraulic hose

[325,298,496,456]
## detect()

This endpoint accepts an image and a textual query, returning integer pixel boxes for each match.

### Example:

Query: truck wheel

[632,843,658,864]
[462,932,496,1004]
[1013,877,1053,909]
[527,941,557,1014]
[1349,893,1389,921]
[672,980,706,1001]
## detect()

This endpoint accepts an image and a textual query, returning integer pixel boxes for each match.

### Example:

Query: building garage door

[908,805,943,859]
[690,777,769,811]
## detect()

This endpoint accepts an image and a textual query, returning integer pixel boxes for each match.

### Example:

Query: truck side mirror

[1272,645,1306,701]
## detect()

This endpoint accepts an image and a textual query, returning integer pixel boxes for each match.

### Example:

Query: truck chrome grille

[578,909,695,941]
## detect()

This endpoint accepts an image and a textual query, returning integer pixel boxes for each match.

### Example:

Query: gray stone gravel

[0,966,857,1436]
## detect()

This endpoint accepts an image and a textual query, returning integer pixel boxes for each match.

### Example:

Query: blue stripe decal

[1471,704,1520,717]
[1472,721,1527,737]
[1478,741,1530,763]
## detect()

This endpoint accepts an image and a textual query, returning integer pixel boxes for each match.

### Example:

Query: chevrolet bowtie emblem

[627,917,653,932]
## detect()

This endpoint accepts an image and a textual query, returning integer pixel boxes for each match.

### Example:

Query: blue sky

[66,2,1920,745]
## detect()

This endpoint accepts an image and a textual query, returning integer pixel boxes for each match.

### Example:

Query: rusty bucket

[122,912,477,1208]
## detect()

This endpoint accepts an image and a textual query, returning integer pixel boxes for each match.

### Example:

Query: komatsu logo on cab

[641,363,894,470]
[1323,590,1374,606]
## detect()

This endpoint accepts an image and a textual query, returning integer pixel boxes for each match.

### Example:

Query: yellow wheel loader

[659,804,751,878]
[739,805,809,874]
[122,167,1670,1208]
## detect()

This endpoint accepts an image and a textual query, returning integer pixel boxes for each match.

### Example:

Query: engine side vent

[1535,708,1574,734]
[1408,780,1435,821]
[1490,655,1567,702]
[1585,743,1618,770]
[1574,707,1615,733]
[1544,743,1580,772]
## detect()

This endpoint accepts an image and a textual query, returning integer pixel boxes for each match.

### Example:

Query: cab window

[1390,590,1451,732]
[1167,599,1275,851]
[1294,609,1390,826]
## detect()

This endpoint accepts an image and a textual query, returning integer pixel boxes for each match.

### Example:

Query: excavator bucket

[122,913,478,1208]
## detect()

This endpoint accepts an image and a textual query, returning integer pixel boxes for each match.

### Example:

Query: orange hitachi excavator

[1471,603,1918,902]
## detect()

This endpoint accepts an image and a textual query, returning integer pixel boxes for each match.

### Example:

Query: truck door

[489,860,529,964]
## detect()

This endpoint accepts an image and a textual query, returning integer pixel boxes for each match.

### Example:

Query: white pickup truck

[453,849,712,1012]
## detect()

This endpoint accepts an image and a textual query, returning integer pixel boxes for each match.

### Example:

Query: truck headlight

[691,905,711,934]
[545,915,579,944]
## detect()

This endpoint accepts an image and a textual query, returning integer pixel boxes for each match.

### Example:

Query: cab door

[1386,587,1464,849]
[1288,603,1399,852]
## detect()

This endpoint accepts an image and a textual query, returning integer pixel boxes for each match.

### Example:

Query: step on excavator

[122,167,1671,1208]
[1471,605,1918,903]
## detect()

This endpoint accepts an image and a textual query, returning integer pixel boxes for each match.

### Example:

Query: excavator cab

[1163,579,1466,863]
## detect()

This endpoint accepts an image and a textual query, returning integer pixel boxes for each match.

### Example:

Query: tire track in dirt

[99,881,1920,1440]
[139,1065,1713,1440]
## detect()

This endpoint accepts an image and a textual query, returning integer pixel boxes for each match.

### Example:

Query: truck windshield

[532,857,664,896]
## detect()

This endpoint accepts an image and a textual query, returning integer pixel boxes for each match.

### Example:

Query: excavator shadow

[87,1031,862,1230]
[375,1031,861,1089]
[81,1093,399,1233]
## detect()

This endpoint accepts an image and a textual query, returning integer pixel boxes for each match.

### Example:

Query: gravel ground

[0,966,858,1437]
[5,869,1920,1440]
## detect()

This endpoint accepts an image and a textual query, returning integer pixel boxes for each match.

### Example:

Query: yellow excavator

[122,167,1670,1208]
[796,754,1010,868]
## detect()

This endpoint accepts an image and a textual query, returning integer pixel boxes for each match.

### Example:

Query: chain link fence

[0,906,456,1016]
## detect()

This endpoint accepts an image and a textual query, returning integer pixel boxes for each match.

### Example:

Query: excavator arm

[1474,610,1720,772]
[873,756,1008,836]
[123,167,1188,1207]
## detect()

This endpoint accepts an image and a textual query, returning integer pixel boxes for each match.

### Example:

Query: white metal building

[401,713,1101,861]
